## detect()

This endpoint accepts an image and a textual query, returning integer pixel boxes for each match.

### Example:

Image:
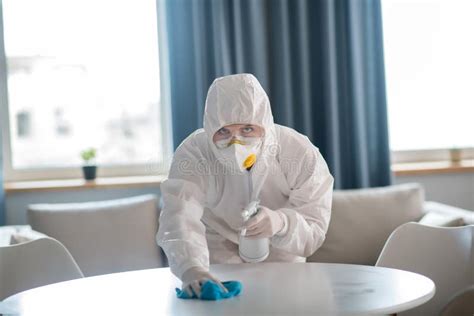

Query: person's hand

[244,206,286,239]
[181,266,228,297]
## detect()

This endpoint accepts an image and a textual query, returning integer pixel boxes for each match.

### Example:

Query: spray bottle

[238,154,270,262]
[239,200,270,262]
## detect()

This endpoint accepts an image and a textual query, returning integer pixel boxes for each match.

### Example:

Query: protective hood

[203,73,278,162]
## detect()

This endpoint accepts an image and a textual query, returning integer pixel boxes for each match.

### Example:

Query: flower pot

[82,165,97,181]
[449,148,462,164]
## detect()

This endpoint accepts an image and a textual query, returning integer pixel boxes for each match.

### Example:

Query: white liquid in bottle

[239,200,270,263]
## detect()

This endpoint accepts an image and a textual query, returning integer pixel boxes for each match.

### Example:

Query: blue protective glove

[176,280,242,300]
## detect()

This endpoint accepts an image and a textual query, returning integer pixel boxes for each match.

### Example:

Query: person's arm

[156,139,209,280]
[270,146,334,257]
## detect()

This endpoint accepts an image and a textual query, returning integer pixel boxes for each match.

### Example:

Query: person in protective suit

[157,73,334,297]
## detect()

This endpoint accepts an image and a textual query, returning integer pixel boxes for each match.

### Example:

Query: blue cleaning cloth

[176,280,242,300]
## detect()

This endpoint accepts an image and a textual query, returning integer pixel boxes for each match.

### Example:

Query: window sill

[5,161,472,193]
[392,159,474,176]
[4,175,167,194]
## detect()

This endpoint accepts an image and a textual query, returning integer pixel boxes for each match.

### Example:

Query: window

[382,0,474,162]
[0,0,171,180]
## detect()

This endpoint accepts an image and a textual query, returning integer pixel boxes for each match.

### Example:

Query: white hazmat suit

[157,74,334,280]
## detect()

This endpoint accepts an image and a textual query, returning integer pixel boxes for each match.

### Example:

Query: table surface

[0,263,435,316]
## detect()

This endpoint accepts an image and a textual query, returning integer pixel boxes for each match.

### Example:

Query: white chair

[0,237,84,301]
[376,222,473,316]
[28,194,163,277]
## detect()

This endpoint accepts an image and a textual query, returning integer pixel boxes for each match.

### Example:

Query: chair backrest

[0,237,84,301]
[28,194,163,277]
[376,222,473,316]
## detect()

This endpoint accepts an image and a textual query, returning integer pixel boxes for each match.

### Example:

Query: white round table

[0,263,435,315]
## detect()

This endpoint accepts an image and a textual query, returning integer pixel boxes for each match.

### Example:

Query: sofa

[27,194,163,277]
[308,183,472,265]
[1,183,472,274]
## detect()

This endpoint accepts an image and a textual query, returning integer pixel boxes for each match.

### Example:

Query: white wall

[5,186,161,225]
[394,172,474,211]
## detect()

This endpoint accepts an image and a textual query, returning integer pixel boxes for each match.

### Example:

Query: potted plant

[449,147,462,164]
[80,147,97,180]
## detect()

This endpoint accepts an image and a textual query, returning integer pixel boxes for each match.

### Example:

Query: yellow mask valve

[243,154,257,169]
[229,139,245,146]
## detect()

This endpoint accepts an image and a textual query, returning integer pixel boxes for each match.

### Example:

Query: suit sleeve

[270,144,334,257]
[156,139,210,279]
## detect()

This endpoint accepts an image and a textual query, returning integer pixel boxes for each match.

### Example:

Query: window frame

[0,1,174,182]
[391,148,474,164]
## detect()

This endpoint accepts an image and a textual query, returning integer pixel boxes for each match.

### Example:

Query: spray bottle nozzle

[240,200,260,236]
